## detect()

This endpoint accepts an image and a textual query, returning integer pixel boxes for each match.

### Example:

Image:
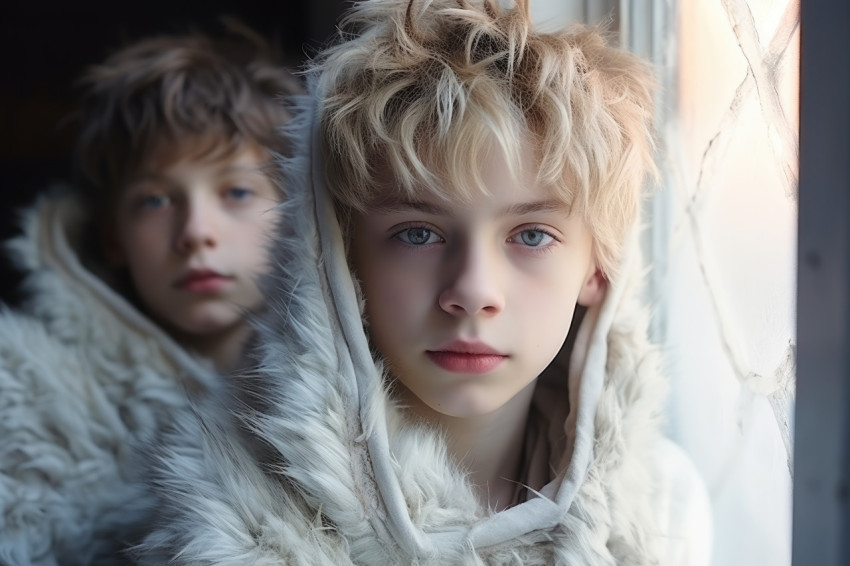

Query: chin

[174,309,243,336]
[426,394,503,419]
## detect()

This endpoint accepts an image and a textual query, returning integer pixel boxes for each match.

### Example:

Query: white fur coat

[0,194,218,565]
[135,98,711,565]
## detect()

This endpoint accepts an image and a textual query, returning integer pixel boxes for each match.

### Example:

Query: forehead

[128,136,271,180]
[136,134,248,169]
[367,144,571,215]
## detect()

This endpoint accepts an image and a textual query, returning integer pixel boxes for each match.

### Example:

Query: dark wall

[0,0,346,305]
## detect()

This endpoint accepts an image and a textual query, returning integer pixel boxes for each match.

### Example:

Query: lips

[174,269,233,292]
[426,340,508,374]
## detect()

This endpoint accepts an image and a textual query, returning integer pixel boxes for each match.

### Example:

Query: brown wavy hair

[75,23,303,215]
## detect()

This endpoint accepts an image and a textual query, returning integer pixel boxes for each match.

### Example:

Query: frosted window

[645,1,798,565]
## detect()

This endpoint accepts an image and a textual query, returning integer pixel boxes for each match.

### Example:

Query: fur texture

[0,194,217,565]
[134,94,705,565]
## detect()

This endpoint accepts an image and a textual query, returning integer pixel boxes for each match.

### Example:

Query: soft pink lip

[174,269,233,292]
[426,340,508,374]
[430,339,506,356]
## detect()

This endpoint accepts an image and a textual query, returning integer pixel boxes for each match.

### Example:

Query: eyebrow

[125,172,167,185]
[373,199,571,216]
[126,164,269,187]
[503,200,572,216]
[222,163,272,176]
[372,200,451,215]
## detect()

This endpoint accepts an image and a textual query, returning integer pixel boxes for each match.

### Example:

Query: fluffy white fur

[0,195,217,565]
[134,94,708,565]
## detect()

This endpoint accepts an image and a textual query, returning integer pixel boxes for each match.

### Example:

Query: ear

[577,265,607,307]
[100,222,126,268]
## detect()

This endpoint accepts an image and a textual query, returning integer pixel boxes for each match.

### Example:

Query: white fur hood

[136,95,709,565]
[0,193,217,565]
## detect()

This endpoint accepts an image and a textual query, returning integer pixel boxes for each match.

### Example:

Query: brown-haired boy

[0,29,301,564]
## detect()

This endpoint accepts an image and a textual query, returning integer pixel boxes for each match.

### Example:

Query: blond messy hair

[317,0,657,278]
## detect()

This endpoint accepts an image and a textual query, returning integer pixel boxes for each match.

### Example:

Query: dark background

[0,0,346,305]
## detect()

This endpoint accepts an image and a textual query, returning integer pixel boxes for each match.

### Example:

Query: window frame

[792,1,850,564]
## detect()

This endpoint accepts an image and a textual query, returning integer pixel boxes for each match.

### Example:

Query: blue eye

[225,187,253,201]
[140,194,170,209]
[515,229,554,247]
[395,227,442,246]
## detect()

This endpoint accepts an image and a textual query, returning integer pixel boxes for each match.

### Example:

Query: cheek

[227,213,278,269]
[361,256,430,322]
[238,228,273,269]
[119,224,166,271]
[513,265,585,333]
[353,242,435,343]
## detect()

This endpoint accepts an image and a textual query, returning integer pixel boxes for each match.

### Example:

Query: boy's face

[110,140,279,339]
[351,147,603,419]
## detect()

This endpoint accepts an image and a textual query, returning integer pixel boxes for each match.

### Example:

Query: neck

[169,320,254,374]
[400,380,537,512]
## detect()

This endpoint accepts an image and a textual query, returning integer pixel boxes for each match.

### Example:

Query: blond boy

[137,2,710,564]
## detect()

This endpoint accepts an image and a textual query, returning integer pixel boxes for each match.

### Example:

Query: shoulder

[0,310,144,563]
[0,306,196,564]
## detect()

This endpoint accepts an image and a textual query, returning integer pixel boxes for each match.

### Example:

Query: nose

[173,196,218,255]
[438,240,505,317]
